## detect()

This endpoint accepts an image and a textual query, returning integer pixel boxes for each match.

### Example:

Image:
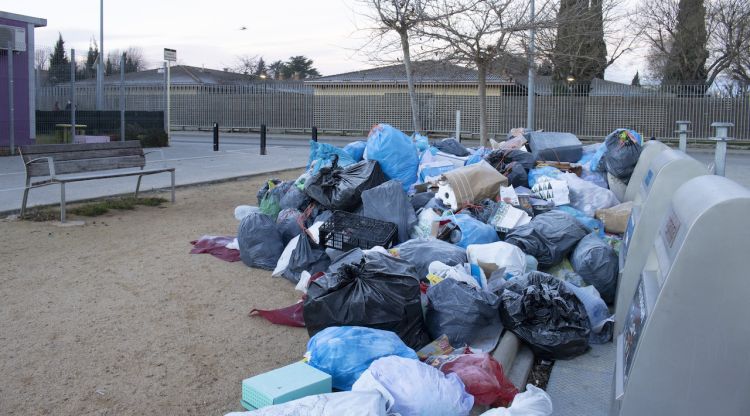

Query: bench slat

[20,141,141,155]
[27,155,146,177]
[23,147,144,164]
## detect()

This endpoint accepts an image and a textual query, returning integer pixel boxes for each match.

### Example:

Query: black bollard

[312,126,318,142]
[260,124,267,155]
[213,122,219,151]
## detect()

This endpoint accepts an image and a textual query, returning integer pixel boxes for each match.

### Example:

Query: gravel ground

[0,169,307,415]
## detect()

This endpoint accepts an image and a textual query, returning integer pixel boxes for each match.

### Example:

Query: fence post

[675,120,691,153]
[213,122,219,151]
[710,122,734,177]
[260,124,266,155]
[70,48,76,144]
[7,41,14,155]
[120,52,125,141]
[312,126,318,142]
[455,110,461,142]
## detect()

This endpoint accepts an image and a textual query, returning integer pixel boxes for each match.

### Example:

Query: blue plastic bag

[449,213,499,248]
[307,141,356,174]
[554,206,605,237]
[365,124,419,192]
[465,147,492,166]
[413,133,430,152]
[306,326,418,391]
[343,141,367,161]
[528,166,563,188]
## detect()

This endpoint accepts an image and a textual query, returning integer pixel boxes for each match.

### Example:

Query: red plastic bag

[249,301,305,327]
[427,353,518,407]
[190,235,241,262]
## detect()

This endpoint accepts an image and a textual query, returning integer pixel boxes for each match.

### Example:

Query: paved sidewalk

[1,132,748,214]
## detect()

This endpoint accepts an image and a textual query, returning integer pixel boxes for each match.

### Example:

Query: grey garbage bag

[425,278,503,350]
[282,233,331,283]
[304,159,387,212]
[276,208,303,246]
[505,211,588,269]
[393,237,468,279]
[304,251,431,350]
[604,129,642,182]
[362,180,418,244]
[280,185,311,211]
[499,271,590,360]
[238,212,284,270]
[569,233,618,303]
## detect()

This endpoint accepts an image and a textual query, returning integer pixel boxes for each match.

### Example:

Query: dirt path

[0,170,307,415]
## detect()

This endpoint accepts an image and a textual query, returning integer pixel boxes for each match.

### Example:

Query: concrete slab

[545,342,616,416]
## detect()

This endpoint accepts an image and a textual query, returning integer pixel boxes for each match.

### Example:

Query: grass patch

[21,196,169,220]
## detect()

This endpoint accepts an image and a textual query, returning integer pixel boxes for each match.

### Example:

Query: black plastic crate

[319,211,398,251]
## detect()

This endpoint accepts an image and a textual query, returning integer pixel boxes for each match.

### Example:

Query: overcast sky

[2,0,644,83]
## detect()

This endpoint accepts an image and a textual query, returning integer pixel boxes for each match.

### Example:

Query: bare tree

[638,0,750,90]
[232,54,259,75]
[360,0,437,133]
[420,0,542,146]
[35,46,51,70]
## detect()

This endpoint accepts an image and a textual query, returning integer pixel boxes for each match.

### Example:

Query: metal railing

[36,77,750,140]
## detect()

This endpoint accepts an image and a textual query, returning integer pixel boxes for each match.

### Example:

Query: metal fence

[36,78,750,141]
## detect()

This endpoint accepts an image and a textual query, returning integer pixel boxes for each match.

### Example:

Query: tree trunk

[400,31,421,134]
[478,61,488,147]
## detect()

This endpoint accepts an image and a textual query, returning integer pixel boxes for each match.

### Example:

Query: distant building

[74,65,261,86]
[0,11,47,149]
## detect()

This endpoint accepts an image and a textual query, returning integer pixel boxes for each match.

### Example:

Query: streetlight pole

[526,0,535,130]
[96,0,104,110]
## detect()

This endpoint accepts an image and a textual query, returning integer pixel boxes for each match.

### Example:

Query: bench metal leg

[60,182,66,223]
[170,171,175,203]
[20,177,31,218]
[135,174,143,198]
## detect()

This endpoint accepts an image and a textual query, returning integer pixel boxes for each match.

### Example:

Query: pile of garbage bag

[212,124,652,415]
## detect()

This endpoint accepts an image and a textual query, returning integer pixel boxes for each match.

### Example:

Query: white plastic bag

[410,208,441,239]
[272,236,299,277]
[295,270,312,294]
[225,238,239,250]
[480,384,553,416]
[467,241,527,279]
[224,390,388,416]
[428,261,482,289]
[234,205,260,221]
[561,172,619,217]
[352,356,474,416]
[531,177,570,206]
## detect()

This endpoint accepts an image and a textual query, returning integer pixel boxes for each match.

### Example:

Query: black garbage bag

[433,138,470,157]
[282,233,331,283]
[304,251,430,350]
[462,199,499,224]
[504,161,529,188]
[570,233,618,304]
[394,237,468,279]
[280,185,311,211]
[485,149,536,172]
[238,212,284,270]
[604,129,642,182]
[411,191,436,211]
[304,160,386,212]
[425,279,503,348]
[505,211,588,269]
[362,180,418,244]
[499,271,590,360]
[276,208,303,246]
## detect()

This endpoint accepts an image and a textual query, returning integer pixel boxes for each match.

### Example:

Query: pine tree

[662,0,708,92]
[105,57,114,76]
[284,56,320,79]
[552,0,607,85]
[48,33,70,84]
[84,40,99,80]
[254,57,266,76]
[631,71,641,87]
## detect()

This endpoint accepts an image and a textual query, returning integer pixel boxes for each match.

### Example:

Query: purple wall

[0,16,32,148]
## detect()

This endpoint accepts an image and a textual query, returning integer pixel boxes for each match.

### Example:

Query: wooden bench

[19,141,175,222]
